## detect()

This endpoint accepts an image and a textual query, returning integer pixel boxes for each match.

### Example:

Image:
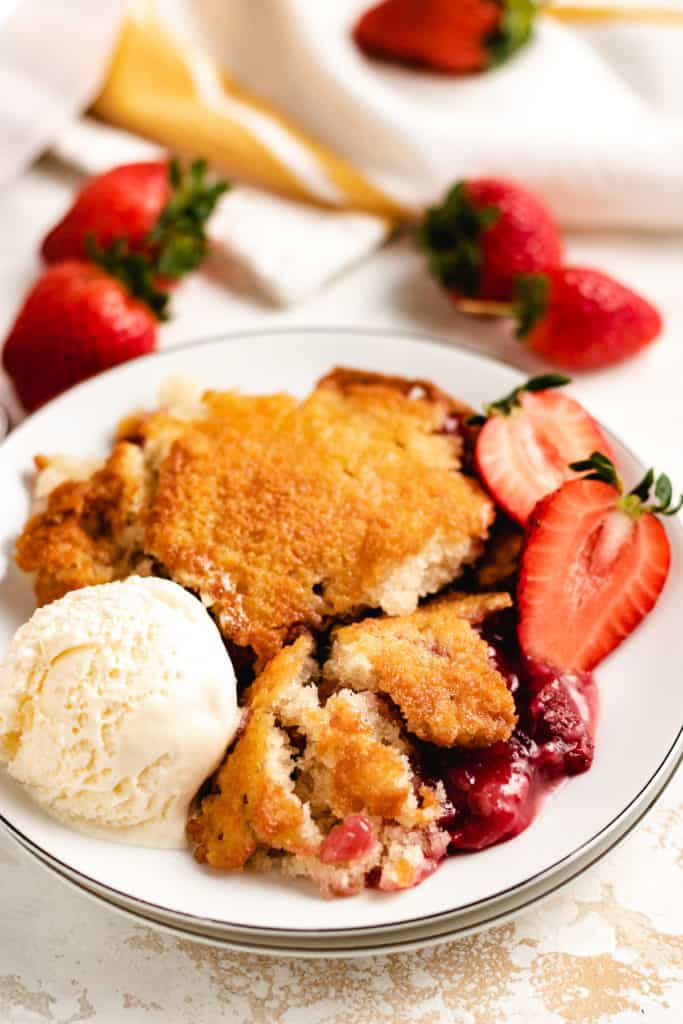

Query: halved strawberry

[471,375,614,525]
[518,453,679,672]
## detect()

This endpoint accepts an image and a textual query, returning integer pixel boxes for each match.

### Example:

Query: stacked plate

[1,329,681,957]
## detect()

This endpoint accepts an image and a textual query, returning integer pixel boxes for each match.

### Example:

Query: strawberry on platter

[449,266,662,372]
[470,374,614,526]
[518,453,681,672]
[513,268,663,371]
[3,159,229,412]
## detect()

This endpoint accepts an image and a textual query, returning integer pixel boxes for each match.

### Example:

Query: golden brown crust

[187,634,447,873]
[187,707,313,869]
[144,376,492,664]
[303,690,443,828]
[325,592,516,748]
[188,636,321,870]
[15,442,150,605]
[425,590,514,623]
[15,371,492,663]
[317,366,471,422]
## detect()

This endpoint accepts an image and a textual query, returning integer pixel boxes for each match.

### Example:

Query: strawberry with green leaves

[418,179,562,302]
[418,175,662,370]
[42,158,229,282]
[4,159,229,411]
[353,0,535,74]
[518,452,680,672]
[513,267,663,370]
[3,252,162,413]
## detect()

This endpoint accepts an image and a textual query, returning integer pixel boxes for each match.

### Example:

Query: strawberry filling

[320,611,597,879]
[442,735,539,851]
[320,814,375,864]
[429,609,598,853]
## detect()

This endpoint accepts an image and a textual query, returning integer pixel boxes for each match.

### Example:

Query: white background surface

[0,158,681,1021]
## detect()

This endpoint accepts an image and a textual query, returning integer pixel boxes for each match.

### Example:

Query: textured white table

[0,160,681,1023]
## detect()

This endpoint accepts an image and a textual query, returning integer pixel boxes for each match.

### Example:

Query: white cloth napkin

[52,118,391,307]
[5,0,683,333]
[193,0,683,230]
[0,0,124,191]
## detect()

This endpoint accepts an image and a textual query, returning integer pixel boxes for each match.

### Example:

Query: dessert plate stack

[1,329,681,957]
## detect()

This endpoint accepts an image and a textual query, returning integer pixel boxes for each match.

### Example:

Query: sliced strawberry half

[518,454,679,672]
[472,374,614,525]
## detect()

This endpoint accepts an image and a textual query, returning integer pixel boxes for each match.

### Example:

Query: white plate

[1,327,681,948]
[6,759,678,957]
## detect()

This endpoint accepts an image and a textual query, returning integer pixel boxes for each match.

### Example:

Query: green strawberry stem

[88,237,170,321]
[569,452,683,519]
[88,157,230,320]
[488,0,536,67]
[416,182,500,297]
[149,158,230,279]
[466,372,569,425]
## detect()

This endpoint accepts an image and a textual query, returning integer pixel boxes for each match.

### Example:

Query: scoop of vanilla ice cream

[0,577,240,848]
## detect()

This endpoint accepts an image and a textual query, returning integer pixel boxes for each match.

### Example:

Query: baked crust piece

[324,592,516,748]
[187,635,451,895]
[15,443,153,606]
[188,590,514,896]
[142,367,493,664]
[187,638,323,870]
[17,367,493,666]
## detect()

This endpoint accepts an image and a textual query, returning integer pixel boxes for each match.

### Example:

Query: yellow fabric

[92,1,405,219]
[544,4,683,24]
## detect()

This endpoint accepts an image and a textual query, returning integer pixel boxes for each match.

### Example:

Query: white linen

[193,0,683,229]
[0,0,124,190]
[53,118,391,307]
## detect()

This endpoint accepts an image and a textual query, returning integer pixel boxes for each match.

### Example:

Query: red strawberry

[42,159,229,281]
[518,453,679,672]
[471,374,614,525]
[42,162,169,264]
[514,267,662,370]
[418,179,562,301]
[353,0,534,74]
[2,257,160,412]
[319,815,375,864]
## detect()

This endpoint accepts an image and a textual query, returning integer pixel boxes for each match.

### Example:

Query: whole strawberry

[5,158,230,412]
[514,267,662,370]
[417,179,562,302]
[2,252,163,412]
[42,159,229,281]
[353,0,535,74]
[42,162,169,265]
